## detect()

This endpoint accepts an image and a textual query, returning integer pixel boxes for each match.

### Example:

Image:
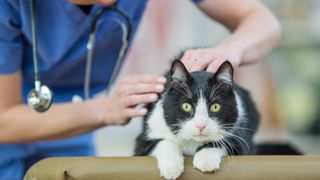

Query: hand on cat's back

[181,45,242,72]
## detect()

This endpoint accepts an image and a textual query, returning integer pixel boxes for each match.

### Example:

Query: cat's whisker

[217,139,230,155]
[217,137,229,153]
[209,82,224,100]
[215,139,230,161]
[171,79,193,99]
[210,92,230,102]
[218,139,235,163]
[180,79,193,98]
[221,127,254,140]
[171,85,192,99]
[211,91,227,99]
[221,122,237,126]
[218,131,251,154]
[223,138,239,156]
[221,126,255,132]
[221,123,255,134]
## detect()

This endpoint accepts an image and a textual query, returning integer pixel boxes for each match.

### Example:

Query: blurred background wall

[95,0,320,156]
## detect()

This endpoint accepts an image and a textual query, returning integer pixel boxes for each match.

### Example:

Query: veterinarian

[0,0,280,179]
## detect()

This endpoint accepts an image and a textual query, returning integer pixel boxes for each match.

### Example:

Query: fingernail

[140,109,147,114]
[158,77,167,83]
[155,85,164,91]
[149,94,158,101]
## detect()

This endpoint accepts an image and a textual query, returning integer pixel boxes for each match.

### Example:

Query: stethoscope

[27,0,132,112]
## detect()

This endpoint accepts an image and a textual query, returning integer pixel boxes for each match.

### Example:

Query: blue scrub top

[0,0,204,178]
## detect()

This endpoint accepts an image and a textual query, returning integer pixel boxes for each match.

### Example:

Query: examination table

[24,156,320,180]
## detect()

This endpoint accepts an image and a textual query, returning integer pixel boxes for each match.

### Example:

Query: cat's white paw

[158,157,184,179]
[193,148,223,172]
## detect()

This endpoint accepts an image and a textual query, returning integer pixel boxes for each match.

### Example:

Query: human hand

[181,44,243,72]
[69,0,116,5]
[87,75,166,126]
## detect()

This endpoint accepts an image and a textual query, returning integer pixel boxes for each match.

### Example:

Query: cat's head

[162,60,239,142]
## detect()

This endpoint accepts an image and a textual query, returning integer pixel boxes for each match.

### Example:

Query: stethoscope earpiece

[27,81,53,112]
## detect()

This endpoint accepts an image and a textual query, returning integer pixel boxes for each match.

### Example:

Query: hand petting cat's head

[162,60,239,143]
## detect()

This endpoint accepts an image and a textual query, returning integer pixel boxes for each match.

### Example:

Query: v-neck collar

[77,5,93,15]
[57,0,102,25]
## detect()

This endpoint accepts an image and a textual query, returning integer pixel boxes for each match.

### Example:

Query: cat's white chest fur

[179,139,201,155]
[147,99,176,141]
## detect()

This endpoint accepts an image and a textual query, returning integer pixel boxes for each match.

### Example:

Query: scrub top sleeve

[0,1,23,74]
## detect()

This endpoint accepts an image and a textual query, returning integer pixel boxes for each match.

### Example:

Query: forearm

[198,0,281,66]
[218,7,281,64]
[0,72,165,144]
[0,101,103,143]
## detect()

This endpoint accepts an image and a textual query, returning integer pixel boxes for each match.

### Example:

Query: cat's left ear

[213,61,234,85]
[170,60,190,82]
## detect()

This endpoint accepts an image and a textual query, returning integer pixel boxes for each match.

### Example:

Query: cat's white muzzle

[179,119,226,142]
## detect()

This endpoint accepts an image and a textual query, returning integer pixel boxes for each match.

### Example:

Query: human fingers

[118,83,165,96]
[188,49,214,72]
[122,75,166,84]
[123,108,148,119]
[181,49,195,71]
[122,93,158,107]
[206,58,226,72]
[182,49,215,72]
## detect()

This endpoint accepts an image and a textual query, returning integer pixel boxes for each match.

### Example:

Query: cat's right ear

[213,60,234,85]
[170,60,190,82]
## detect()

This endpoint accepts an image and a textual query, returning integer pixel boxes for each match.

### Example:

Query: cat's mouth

[191,134,209,142]
[190,132,225,142]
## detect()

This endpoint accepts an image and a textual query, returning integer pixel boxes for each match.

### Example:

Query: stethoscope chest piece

[27,82,53,112]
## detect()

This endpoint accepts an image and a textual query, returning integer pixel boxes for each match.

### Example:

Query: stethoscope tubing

[84,3,132,99]
[28,0,132,111]
[90,4,132,41]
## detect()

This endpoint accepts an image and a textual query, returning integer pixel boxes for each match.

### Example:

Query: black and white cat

[134,60,259,179]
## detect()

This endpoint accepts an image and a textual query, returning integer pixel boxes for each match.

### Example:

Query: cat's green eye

[181,103,193,113]
[210,103,221,113]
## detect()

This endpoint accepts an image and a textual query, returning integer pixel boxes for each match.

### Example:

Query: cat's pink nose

[196,124,207,132]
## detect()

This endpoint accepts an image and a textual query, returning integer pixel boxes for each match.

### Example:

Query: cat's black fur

[134,59,260,156]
